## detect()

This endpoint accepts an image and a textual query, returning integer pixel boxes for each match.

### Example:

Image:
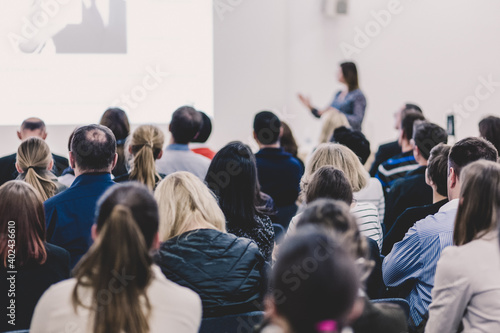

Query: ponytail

[129,125,164,190]
[23,167,56,201]
[72,205,153,333]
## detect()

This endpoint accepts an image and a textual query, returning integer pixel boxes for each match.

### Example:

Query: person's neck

[417,158,428,167]
[259,143,280,149]
[433,191,447,204]
[401,140,413,153]
[74,168,111,178]
[169,137,187,146]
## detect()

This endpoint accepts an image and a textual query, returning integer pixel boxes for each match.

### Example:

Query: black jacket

[369,140,401,177]
[155,229,267,318]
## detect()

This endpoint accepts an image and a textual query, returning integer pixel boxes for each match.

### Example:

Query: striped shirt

[382,199,458,327]
[355,177,385,223]
[375,151,419,189]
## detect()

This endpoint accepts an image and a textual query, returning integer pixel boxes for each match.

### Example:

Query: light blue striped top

[382,199,459,326]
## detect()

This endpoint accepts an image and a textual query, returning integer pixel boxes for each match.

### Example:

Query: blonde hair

[318,109,350,144]
[302,143,368,196]
[16,137,57,201]
[129,125,165,190]
[154,172,226,241]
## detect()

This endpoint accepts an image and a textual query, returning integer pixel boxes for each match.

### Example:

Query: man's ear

[128,145,133,154]
[69,151,76,169]
[91,224,98,241]
[15,162,23,174]
[48,159,54,171]
[157,149,163,160]
[111,153,118,170]
[41,131,47,140]
[253,131,258,142]
[449,167,457,190]
[17,131,23,141]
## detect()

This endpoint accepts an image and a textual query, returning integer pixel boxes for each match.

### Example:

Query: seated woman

[206,141,275,261]
[426,160,500,333]
[99,107,130,177]
[295,199,408,333]
[262,227,359,333]
[114,125,165,190]
[154,172,266,317]
[30,183,202,333]
[0,181,70,332]
[16,137,67,200]
[295,143,383,249]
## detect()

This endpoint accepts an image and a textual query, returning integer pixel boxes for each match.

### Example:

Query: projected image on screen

[0,0,213,125]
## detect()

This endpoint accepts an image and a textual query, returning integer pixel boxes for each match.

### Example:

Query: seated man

[156,106,211,180]
[253,111,304,229]
[384,122,448,229]
[45,124,117,267]
[382,144,450,255]
[383,137,498,331]
[369,104,423,177]
[190,111,217,160]
[375,110,425,190]
[0,118,68,186]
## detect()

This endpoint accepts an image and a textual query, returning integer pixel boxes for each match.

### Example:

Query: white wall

[2,0,500,157]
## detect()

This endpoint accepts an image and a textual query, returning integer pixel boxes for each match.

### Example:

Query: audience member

[318,108,350,144]
[31,183,202,333]
[375,109,425,189]
[99,107,130,177]
[280,121,305,169]
[369,104,422,177]
[295,200,408,332]
[263,227,359,333]
[253,111,304,229]
[57,128,77,187]
[332,127,385,220]
[383,137,498,332]
[384,122,448,229]
[479,115,500,154]
[16,137,67,200]
[154,172,266,317]
[44,124,117,267]
[0,181,70,332]
[426,160,500,333]
[206,141,275,262]
[114,125,165,190]
[382,144,450,255]
[191,111,217,159]
[0,117,69,186]
[156,106,211,180]
[296,143,382,248]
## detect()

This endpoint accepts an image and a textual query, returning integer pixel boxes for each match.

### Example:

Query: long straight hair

[453,160,500,246]
[129,125,164,190]
[16,137,57,201]
[340,62,359,92]
[0,181,47,267]
[72,183,159,333]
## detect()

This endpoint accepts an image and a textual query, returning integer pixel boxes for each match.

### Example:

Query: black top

[369,140,401,177]
[114,172,165,189]
[0,153,69,187]
[384,166,433,231]
[351,297,408,333]
[154,229,267,318]
[0,243,70,332]
[227,214,275,262]
[382,199,448,256]
[366,237,385,300]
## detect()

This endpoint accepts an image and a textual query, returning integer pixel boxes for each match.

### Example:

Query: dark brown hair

[0,181,47,267]
[280,122,299,157]
[479,116,500,154]
[401,111,425,141]
[340,62,359,92]
[454,160,500,245]
[426,144,451,197]
[448,137,498,179]
[305,166,353,205]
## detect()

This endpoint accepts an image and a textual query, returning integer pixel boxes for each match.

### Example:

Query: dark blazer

[366,237,385,300]
[382,199,448,256]
[44,173,115,268]
[155,229,267,318]
[0,153,69,187]
[384,166,432,231]
[0,243,70,332]
[369,140,402,177]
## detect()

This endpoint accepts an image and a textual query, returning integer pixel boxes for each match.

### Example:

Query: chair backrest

[199,311,264,333]
[273,223,286,241]
[371,298,410,320]
[4,330,30,333]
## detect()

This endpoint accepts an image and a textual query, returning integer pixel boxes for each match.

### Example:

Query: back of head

[331,126,371,165]
[400,111,426,141]
[253,111,281,145]
[205,141,260,229]
[340,61,359,92]
[129,125,165,190]
[20,117,46,139]
[71,124,117,172]
[99,108,130,142]
[0,181,47,267]
[16,137,57,201]
[454,160,500,246]
[280,122,299,156]
[169,106,202,144]
[479,115,500,154]
[448,137,498,179]
[191,111,212,143]
[319,109,350,144]
[73,183,158,333]
[412,121,448,160]
[271,227,359,333]
[155,171,226,241]
[304,143,368,193]
[404,103,423,114]
[304,166,353,205]
[427,143,451,198]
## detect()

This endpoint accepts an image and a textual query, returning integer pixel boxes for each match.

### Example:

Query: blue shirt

[44,173,116,268]
[382,199,458,326]
[330,89,367,131]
